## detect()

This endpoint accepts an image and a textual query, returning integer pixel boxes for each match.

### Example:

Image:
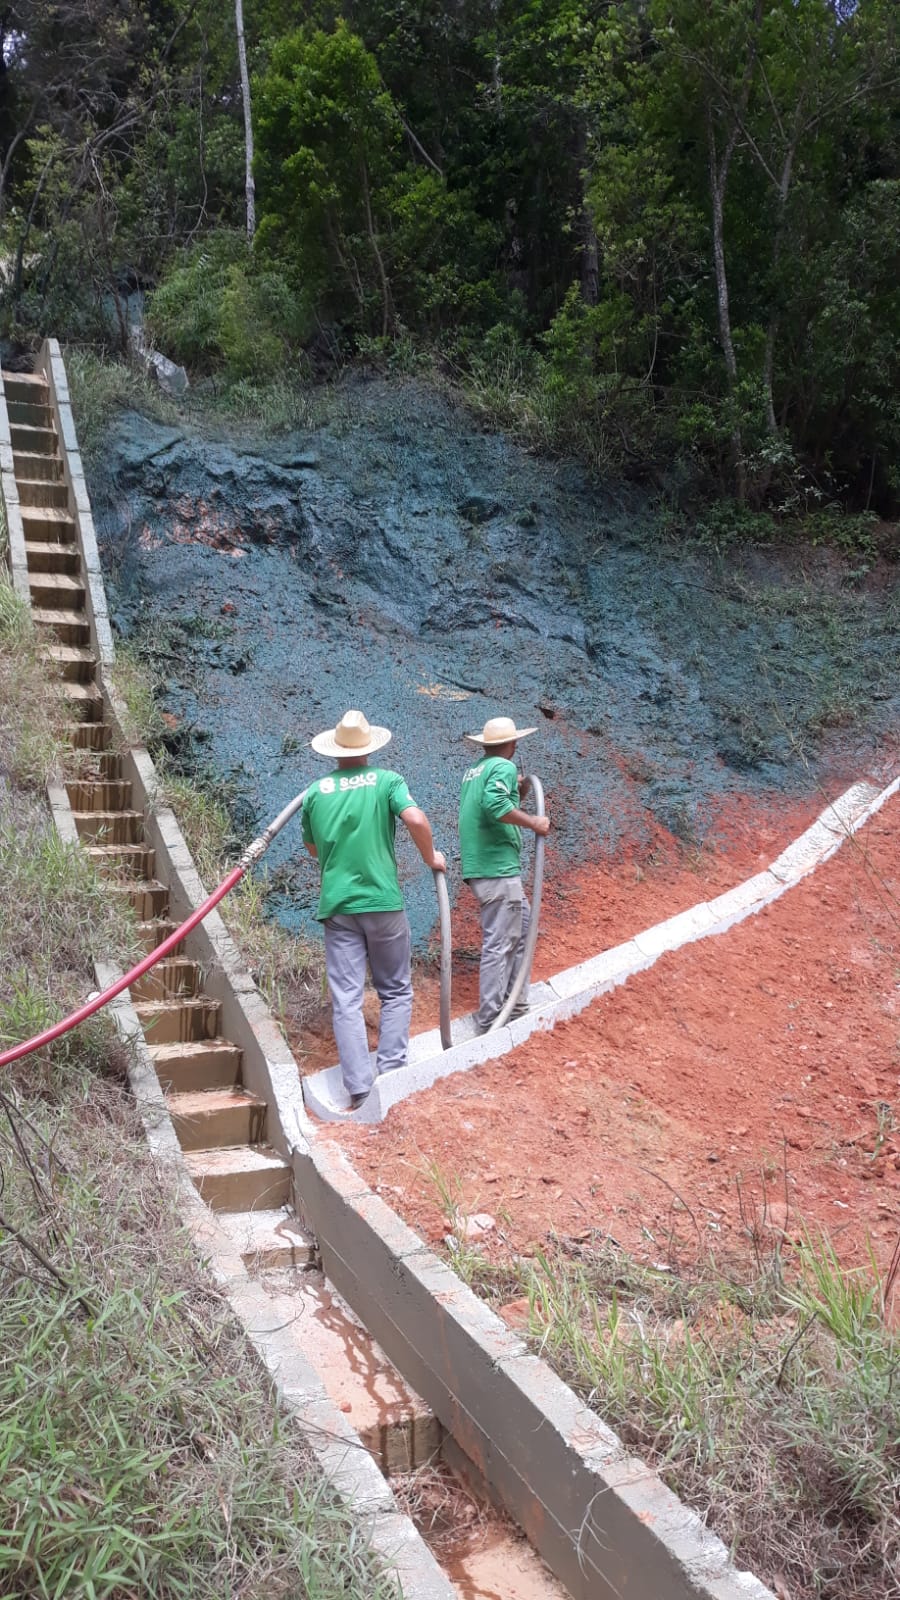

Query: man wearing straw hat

[459,715,551,1033]
[302,709,446,1110]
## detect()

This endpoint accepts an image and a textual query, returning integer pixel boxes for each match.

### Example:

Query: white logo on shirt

[339,772,378,791]
[319,777,336,794]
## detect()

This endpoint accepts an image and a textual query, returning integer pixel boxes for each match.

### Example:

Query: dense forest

[1,0,898,514]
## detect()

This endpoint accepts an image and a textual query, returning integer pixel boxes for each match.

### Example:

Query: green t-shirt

[301,766,414,920]
[458,755,522,880]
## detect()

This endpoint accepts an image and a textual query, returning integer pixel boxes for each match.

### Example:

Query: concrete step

[167,1087,268,1151]
[108,878,169,919]
[21,506,76,540]
[219,1208,316,1269]
[55,680,102,722]
[262,1268,442,1475]
[135,917,176,953]
[14,452,63,482]
[31,607,90,646]
[184,1145,290,1212]
[149,1038,242,1093]
[42,645,96,683]
[1,372,49,401]
[16,478,68,508]
[131,957,200,1002]
[73,809,144,845]
[11,423,57,455]
[66,777,133,811]
[69,720,112,752]
[28,571,85,609]
[25,540,80,575]
[7,398,52,428]
[86,841,155,879]
[134,995,220,1044]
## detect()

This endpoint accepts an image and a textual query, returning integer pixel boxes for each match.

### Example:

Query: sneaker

[347,1090,370,1111]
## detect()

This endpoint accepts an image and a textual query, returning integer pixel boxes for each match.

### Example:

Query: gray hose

[488,773,545,1032]
[433,868,453,1050]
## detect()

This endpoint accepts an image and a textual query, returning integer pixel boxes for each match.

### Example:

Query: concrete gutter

[0,368,31,603]
[37,338,114,666]
[13,341,781,1600]
[303,774,900,1123]
[94,678,776,1599]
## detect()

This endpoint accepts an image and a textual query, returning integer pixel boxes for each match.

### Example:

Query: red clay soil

[333,794,900,1277]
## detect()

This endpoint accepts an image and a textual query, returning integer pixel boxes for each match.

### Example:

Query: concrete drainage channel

[1,343,778,1600]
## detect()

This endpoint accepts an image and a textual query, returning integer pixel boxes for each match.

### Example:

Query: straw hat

[465,715,537,746]
[310,709,392,759]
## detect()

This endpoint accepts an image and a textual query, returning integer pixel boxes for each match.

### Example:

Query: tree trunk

[575,116,599,306]
[761,122,801,439]
[707,110,745,499]
[360,159,395,337]
[234,0,255,241]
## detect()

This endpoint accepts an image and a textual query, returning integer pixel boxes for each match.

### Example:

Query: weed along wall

[1,345,781,1599]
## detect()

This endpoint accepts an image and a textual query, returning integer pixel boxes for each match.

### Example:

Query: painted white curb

[303,773,898,1123]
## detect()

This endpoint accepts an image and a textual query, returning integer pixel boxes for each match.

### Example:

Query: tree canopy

[1,0,898,511]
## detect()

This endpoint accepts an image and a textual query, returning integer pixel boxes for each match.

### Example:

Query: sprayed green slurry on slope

[90,379,899,944]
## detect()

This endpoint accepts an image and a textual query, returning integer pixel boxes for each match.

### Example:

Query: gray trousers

[468,876,531,1030]
[323,910,413,1097]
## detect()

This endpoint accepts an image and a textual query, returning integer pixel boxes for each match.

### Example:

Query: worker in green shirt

[459,715,551,1033]
[302,709,445,1110]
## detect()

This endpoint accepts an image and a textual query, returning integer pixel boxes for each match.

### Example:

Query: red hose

[0,864,246,1069]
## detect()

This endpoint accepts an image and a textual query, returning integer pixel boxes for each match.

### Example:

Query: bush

[146,234,310,380]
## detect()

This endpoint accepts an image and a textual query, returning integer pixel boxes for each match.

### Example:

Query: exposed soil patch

[333,795,900,1273]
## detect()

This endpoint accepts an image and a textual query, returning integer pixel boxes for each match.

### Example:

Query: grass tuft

[428,1160,900,1600]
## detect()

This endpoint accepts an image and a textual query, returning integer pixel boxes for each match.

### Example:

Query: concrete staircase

[3,363,442,1479]
[4,368,290,1217]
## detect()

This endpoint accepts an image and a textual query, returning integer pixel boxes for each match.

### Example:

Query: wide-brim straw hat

[465,715,537,746]
[311,709,392,759]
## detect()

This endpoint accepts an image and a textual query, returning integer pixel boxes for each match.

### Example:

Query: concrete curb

[302,774,896,1122]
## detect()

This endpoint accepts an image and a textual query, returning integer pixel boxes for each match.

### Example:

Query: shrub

[146,234,310,379]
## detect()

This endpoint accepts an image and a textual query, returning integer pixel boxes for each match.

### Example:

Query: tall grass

[430,1165,900,1600]
[66,349,180,463]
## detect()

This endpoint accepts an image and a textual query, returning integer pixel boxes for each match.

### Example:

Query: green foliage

[3,0,900,512]
[146,233,309,379]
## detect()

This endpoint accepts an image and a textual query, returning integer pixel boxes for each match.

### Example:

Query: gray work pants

[323,910,413,1097]
[468,876,531,1031]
